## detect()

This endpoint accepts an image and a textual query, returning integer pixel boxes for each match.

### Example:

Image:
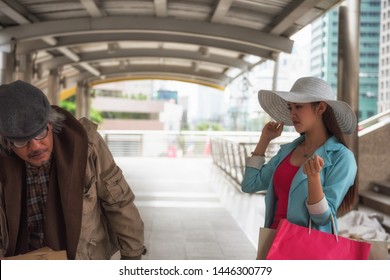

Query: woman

[241,77,357,233]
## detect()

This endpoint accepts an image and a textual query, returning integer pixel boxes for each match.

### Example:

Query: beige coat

[0,107,145,259]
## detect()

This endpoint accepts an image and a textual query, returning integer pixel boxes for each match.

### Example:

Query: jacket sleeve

[241,149,282,193]
[87,125,146,258]
[309,149,357,226]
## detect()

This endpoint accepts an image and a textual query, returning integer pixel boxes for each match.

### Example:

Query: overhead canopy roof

[0,0,343,91]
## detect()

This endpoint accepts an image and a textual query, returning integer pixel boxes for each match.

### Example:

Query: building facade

[311,0,381,120]
[379,0,390,112]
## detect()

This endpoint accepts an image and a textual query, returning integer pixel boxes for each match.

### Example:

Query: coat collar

[48,106,88,259]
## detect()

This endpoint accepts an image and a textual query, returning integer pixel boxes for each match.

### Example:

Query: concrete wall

[98,119,164,130]
[359,122,390,192]
[92,97,164,113]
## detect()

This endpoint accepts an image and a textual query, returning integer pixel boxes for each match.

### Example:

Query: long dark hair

[312,102,357,215]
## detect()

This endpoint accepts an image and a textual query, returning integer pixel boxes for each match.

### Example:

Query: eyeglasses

[10,126,49,148]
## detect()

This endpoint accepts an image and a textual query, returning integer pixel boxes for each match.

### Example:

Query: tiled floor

[115,157,264,260]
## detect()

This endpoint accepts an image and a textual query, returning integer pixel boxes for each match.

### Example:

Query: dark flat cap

[0,80,50,142]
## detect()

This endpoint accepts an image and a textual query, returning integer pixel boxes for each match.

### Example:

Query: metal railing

[358,109,390,129]
[99,130,270,158]
[210,133,298,188]
[358,109,390,136]
[99,110,390,195]
[101,130,212,157]
[99,129,299,187]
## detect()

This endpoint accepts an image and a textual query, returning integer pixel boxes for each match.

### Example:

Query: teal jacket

[241,135,357,233]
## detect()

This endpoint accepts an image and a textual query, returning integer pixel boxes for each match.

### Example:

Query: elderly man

[0,80,145,259]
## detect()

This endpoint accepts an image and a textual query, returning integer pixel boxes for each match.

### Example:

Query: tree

[195,122,224,131]
[60,99,103,124]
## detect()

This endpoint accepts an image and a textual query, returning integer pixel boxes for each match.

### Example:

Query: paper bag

[367,240,389,260]
[266,219,371,260]
[256,227,276,260]
[256,223,389,260]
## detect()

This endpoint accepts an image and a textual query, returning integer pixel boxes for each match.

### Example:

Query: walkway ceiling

[0,0,343,91]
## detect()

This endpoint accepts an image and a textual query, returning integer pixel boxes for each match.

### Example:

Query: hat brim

[5,120,48,142]
[258,89,357,134]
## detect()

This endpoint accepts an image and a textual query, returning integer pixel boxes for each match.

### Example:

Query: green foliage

[130,93,148,100]
[101,112,150,119]
[195,122,224,131]
[60,100,103,124]
[90,108,103,123]
[60,100,76,115]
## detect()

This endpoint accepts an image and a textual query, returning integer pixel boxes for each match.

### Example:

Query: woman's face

[288,102,323,133]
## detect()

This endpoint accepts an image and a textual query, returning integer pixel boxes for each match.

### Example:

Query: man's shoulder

[78,118,98,133]
[78,118,100,144]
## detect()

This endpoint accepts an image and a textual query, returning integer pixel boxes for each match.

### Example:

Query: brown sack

[7,247,67,260]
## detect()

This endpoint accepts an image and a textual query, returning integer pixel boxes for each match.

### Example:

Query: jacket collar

[280,135,345,191]
[280,135,344,162]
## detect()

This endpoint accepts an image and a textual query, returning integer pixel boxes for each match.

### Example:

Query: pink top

[271,151,300,229]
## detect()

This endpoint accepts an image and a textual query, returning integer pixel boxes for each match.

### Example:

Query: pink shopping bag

[266,218,371,260]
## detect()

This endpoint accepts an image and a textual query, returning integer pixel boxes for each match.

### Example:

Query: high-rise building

[224,26,312,131]
[310,1,381,120]
[379,0,390,112]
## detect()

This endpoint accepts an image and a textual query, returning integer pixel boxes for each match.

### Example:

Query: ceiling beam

[0,0,99,77]
[58,44,100,77]
[154,0,168,17]
[267,0,323,35]
[0,0,30,24]
[58,47,80,62]
[79,0,105,17]
[79,62,100,76]
[38,48,250,71]
[0,17,294,54]
[102,65,228,82]
[17,33,277,61]
[64,65,229,89]
[211,0,234,23]
[0,0,58,46]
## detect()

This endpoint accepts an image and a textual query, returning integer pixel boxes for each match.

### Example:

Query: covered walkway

[0,0,347,118]
[113,157,264,260]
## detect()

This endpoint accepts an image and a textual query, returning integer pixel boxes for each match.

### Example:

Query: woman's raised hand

[303,154,325,176]
[262,121,284,141]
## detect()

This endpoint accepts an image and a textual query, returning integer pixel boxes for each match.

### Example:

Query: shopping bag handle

[308,213,339,242]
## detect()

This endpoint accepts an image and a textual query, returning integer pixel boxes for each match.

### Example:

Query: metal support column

[1,39,17,83]
[76,81,90,119]
[338,0,360,208]
[85,86,90,118]
[47,69,60,105]
[0,52,11,84]
[272,52,280,91]
[14,54,33,82]
[76,82,84,119]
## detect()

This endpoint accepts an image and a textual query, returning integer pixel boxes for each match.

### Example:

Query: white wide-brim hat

[258,77,357,134]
